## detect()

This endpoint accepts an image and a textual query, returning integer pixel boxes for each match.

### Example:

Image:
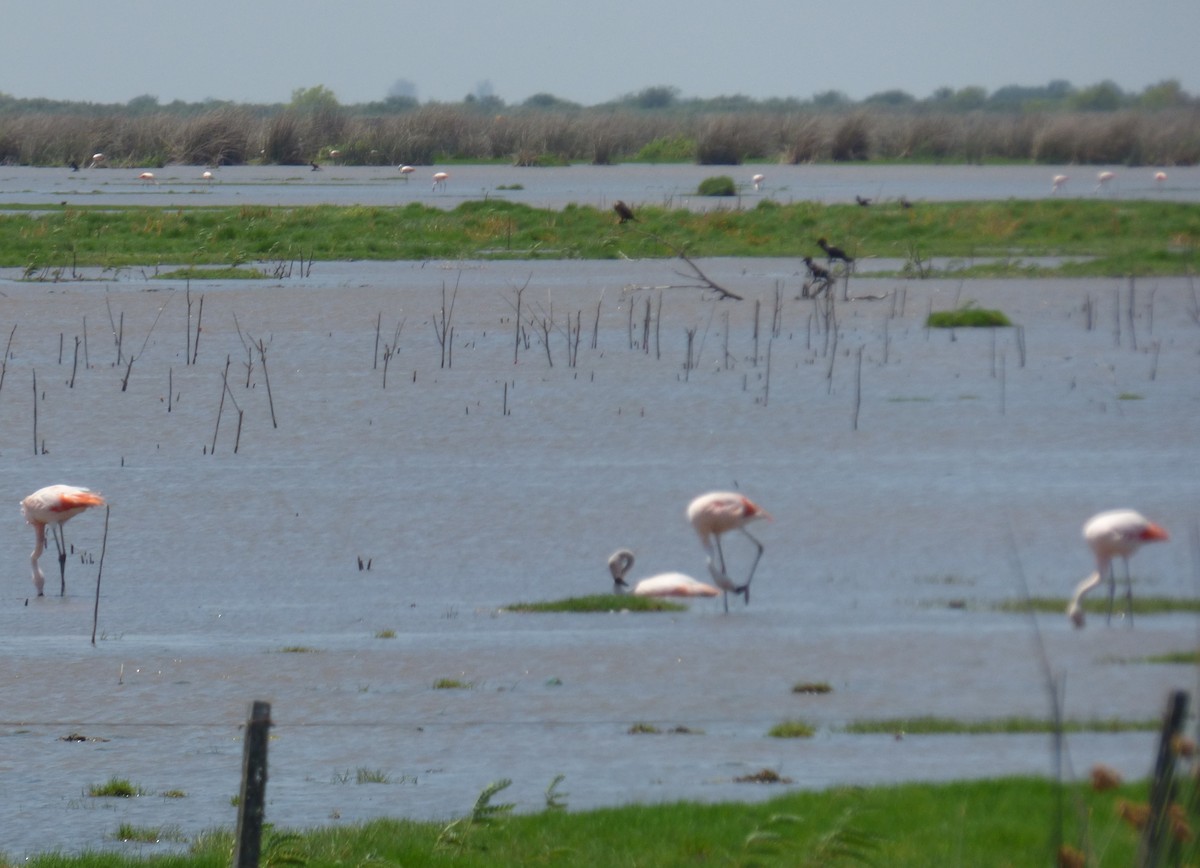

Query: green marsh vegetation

[503,594,686,613]
[6,776,1173,866]
[4,199,1197,277]
[998,596,1200,617]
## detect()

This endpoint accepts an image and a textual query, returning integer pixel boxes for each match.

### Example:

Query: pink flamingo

[1154,171,1167,185]
[21,485,106,597]
[751,173,765,192]
[88,153,106,168]
[201,170,214,184]
[137,171,158,185]
[1067,509,1169,628]
[398,165,415,179]
[1095,170,1116,192]
[687,492,770,612]
[607,549,719,598]
[432,171,449,191]
[1051,174,1068,194]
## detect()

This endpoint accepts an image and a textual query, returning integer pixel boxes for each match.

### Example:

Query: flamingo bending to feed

[687,492,770,612]
[1154,171,1167,185]
[1095,170,1116,192]
[432,171,449,191]
[751,173,765,191]
[398,165,415,177]
[137,171,157,185]
[1067,509,1169,628]
[607,549,719,598]
[1051,174,1068,193]
[21,485,106,596]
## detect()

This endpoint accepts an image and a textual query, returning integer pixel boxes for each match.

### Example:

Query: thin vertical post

[234,700,272,868]
[1138,690,1188,868]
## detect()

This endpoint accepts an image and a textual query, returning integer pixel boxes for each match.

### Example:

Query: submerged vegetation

[4,199,1197,277]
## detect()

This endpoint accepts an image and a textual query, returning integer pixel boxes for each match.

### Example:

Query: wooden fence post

[1139,689,1188,868]
[233,700,272,868]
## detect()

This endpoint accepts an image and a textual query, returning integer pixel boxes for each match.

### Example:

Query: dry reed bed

[0,105,1197,167]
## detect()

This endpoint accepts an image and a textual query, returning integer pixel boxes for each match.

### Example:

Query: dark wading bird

[802,256,831,281]
[607,549,719,598]
[817,237,853,264]
[855,195,872,207]
[1067,509,1169,628]
[21,484,106,597]
[613,200,637,223]
[686,492,770,613]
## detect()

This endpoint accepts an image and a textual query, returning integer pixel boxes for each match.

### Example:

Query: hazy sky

[6,0,1198,106]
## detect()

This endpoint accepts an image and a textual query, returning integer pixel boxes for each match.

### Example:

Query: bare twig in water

[91,506,111,646]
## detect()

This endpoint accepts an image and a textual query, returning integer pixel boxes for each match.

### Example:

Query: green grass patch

[792,682,833,694]
[697,175,737,196]
[155,265,267,280]
[3,199,1197,275]
[88,777,143,797]
[1141,649,1200,665]
[11,776,1178,867]
[113,823,185,843]
[768,720,816,738]
[1118,392,1144,400]
[997,596,1200,616]
[278,645,319,653]
[504,595,686,613]
[926,303,1012,328]
[433,678,473,690]
[375,629,397,639]
[628,722,661,734]
[842,716,1157,735]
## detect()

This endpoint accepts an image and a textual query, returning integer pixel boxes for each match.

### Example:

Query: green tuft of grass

[768,720,816,739]
[433,678,473,690]
[842,716,1158,735]
[278,645,319,653]
[504,595,686,613]
[926,303,1012,328]
[697,175,737,196]
[114,823,186,843]
[628,722,662,734]
[375,629,397,639]
[1117,392,1144,400]
[792,682,833,694]
[89,777,143,798]
[356,767,391,784]
[161,789,187,799]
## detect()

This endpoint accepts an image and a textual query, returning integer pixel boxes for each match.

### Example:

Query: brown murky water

[0,169,1197,857]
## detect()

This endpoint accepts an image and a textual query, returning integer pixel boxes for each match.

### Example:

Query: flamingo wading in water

[1067,509,1169,628]
[608,549,719,598]
[21,485,106,596]
[687,492,770,612]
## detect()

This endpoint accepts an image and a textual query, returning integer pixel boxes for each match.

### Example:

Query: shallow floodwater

[0,170,1198,857]
[0,161,1197,211]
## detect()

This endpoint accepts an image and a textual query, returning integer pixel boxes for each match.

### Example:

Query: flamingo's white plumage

[608,549,719,598]
[1067,509,1169,628]
[21,485,106,596]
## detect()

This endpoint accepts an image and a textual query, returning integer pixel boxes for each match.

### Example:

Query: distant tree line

[0,80,1195,167]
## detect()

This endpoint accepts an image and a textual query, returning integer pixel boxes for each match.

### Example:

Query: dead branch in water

[624,226,743,300]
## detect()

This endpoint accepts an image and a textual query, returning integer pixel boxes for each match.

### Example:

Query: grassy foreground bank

[3,776,1167,867]
[5,199,1198,277]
